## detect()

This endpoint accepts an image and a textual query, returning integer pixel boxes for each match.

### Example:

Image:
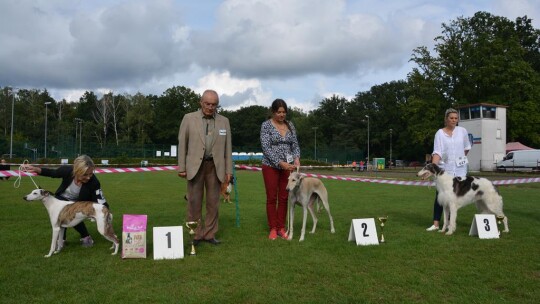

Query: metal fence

[2,139,366,165]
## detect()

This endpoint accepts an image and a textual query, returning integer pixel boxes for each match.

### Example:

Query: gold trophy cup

[377,216,388,243]
[185,220,200,256]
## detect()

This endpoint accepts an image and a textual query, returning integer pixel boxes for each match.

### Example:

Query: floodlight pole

[44,102,51,159]
[365,115,370,165]
[9,88,17,159]
[389,128,393,169]
[75,118,83,156]
[75,119,78,156]
[312,126,318,161]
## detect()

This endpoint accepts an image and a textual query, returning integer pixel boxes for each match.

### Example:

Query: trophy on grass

[185,220,200,256]
[377,216,388,243]
[496,215,505,236]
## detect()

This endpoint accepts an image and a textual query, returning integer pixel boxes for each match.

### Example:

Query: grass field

[1,168,539,303]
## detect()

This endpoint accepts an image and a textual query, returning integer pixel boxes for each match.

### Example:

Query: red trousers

[262,165,290,230]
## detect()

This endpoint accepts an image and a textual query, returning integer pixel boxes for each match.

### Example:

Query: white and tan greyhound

[23,189,119,257]
[286,169,335,241]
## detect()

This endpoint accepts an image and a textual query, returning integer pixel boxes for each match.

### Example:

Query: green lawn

[1,169,539,303]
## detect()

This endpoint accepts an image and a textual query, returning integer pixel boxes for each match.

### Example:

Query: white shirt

[432,126,471,177]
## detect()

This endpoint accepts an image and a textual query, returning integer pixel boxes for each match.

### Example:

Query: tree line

[1,12,539,163]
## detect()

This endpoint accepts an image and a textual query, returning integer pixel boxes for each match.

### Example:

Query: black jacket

[40,166,108,207]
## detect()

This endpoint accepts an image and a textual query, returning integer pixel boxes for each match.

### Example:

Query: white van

[496,150,540,171]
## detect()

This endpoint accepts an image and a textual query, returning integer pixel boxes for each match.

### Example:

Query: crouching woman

[24,155,109,247]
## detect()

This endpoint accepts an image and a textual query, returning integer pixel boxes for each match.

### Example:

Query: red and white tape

[2,165,539,186]
[234,165,540,186]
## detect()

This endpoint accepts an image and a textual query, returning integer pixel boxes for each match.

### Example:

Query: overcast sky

[1,0,539,111]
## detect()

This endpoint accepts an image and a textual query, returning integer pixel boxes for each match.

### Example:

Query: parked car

[496,150,540,172]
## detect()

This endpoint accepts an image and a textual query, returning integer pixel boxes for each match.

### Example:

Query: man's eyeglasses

[203,102,218,108]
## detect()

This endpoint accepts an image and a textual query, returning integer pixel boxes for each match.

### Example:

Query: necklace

[275,124,287,132]
[272,120,287,131]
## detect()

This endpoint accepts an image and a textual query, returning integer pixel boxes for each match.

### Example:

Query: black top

[40,166,109,208]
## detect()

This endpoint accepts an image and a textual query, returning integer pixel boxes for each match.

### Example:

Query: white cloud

[1,0,539,110]
[49,89,87,103]
[195,71,272,110]
[190,0,431,78]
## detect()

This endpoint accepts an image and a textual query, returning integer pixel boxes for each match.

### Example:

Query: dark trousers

[432,191,443,221]
[262,165,290,230]
[71,223,90,239]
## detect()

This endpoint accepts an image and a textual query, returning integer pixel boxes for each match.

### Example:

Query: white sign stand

[348,218,379,246]
[153,226,184,260]
[469,214,499,239]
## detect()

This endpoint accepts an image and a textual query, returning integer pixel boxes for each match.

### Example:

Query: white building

[457,103,507,171]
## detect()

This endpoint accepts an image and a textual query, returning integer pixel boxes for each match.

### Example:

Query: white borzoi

[417,163,509,235]
[286,171,335,241]
[23,189,119,257]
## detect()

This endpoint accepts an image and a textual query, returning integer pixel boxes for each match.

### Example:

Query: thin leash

[13,160,40,189]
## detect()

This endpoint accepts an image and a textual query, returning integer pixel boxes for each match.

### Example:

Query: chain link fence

[2,139,366,166]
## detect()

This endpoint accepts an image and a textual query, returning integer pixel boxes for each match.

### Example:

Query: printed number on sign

[483,219,490,232]
[153,226,184,260]
[165,231,172,248]
[362,222,369,237]
[349,218,379,245]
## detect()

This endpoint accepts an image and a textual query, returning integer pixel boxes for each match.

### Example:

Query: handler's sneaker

[426,225,439,231]
[277,228,289,240]
[80,236,94,247]
[268,229,277,240]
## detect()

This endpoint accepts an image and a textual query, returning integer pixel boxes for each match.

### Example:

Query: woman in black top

[24,155,109,247]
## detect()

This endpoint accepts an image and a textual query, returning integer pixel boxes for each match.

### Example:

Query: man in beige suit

[178,90,233,245]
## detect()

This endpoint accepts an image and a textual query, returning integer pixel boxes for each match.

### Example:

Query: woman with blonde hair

[426,108,471,231]
[24,155,109,246]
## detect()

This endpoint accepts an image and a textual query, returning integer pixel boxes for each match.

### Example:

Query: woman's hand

[280,161,295,171]
[23,165,41,174]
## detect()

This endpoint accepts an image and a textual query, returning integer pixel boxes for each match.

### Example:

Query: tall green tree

[222,105,268,151]
[310,95,348,148]
[151,86,200,144]
[125,93,155,145]
[347,81,411,160]
[409,12,540,147]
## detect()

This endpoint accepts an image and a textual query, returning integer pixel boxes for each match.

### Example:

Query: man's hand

[178,172,187,178]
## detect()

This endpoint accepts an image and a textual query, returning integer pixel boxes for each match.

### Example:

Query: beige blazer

[177,110,233,183]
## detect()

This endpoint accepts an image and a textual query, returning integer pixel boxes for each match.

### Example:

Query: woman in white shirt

[426,108,472,231]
